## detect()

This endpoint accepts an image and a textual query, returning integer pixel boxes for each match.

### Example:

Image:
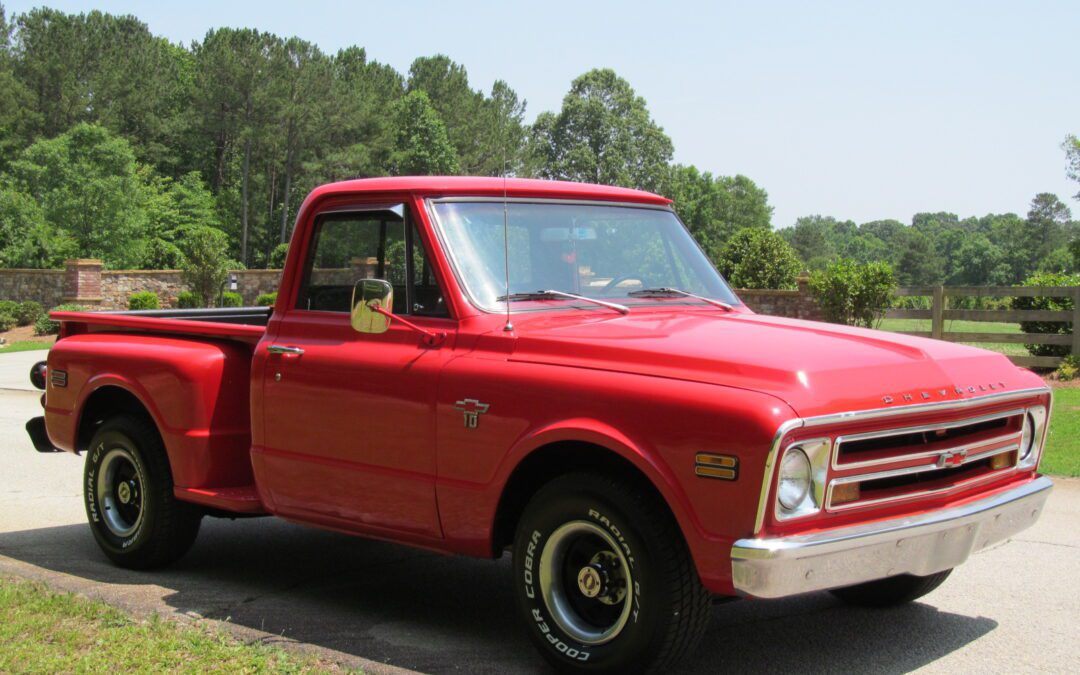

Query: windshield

[430,200,740,312]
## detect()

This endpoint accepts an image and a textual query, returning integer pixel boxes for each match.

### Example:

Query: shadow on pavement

[0,517,996,674]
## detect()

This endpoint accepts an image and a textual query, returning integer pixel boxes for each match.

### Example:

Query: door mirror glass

[351,279,394,334]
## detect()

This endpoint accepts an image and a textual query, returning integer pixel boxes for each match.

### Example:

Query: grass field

[0,340,51,353]
[877,318,1028,356]
[0,578,348,673]
[1044,387,1080,477]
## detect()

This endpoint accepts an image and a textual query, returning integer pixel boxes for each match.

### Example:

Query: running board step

[174,485,266,514]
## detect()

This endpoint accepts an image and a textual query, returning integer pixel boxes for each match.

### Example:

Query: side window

[295,206,450,318]
[410,224,449,317]
[296,208,407,314]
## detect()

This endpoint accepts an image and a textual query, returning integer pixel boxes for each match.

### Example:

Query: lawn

[877,318,1028,356]
[0,578,350,673]
[0,340,52,353]
[1044,387,1080,477]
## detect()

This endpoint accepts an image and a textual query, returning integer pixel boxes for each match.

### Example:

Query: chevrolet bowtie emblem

[454,398,490,429]
[937,449,967,468]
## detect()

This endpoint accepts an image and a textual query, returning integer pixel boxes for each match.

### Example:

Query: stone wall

[0,261,824,319]
[735,277,822,322]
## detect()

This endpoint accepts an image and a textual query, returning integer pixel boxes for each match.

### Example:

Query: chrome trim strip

[428,196,675,210]
[802,387,1050,428]
[751,387,1050,535]
[832,409,1025,470]
[732,476,1053,598]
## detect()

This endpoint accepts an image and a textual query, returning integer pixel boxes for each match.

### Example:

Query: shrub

[1057,355,1079,382]
[0,312,15,332]
[220,291,243,308]
[255,292,277,307]
[269,243,289,269]
[1012,272,1078,357]
[716,229,802,289]
[180,227,239,307]
[34,303,85,336]
[810,259,896,328]
[175,291,199,309]
[16,301,44,326]
[0,300,17,317]
[128,291,161,310]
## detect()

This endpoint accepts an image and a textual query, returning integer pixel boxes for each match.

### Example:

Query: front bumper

[731,476,1052,598]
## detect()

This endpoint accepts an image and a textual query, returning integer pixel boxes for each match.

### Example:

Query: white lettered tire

[512,473,710,673]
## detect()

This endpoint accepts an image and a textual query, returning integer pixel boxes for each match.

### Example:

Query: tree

[1,123,151,268]
[529,69,673,192]
[389,90,459,175]
[181,226,237,306]
[716,228,801,289]
[894,228,945,286]
[809,260,895,328]
[1026,192,1071,258]
[1065,134,1080,202]
[664,165,773,260]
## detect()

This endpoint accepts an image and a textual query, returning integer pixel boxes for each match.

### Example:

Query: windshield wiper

[627,287,735,311]
[497,290,630,315]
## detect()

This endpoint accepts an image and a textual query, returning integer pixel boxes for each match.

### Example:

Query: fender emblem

[454,398,490,429]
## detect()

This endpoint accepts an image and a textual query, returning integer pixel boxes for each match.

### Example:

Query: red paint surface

[43,177,1049,595]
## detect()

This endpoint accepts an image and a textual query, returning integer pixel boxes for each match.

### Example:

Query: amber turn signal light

[694,453,738,480]
[831,482,861,505]
[990,450,1017,471]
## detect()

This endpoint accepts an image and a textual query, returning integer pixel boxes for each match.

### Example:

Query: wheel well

[76,386,155,452]
[491,441,680,556]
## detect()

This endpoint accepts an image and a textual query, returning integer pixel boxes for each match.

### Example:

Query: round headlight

[778,448,812,511]
[1020,413,1035,461]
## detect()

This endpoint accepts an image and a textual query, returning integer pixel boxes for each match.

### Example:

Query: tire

[512,473,710,674]
[84,414,202,569]
[830,569,952,608]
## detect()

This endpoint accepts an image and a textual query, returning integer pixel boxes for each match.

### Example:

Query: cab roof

[310,176,672,206]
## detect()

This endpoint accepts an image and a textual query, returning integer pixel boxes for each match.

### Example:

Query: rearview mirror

[351,279,393,334]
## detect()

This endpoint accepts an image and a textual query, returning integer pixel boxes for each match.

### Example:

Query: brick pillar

[795,275,817,321]
[63,259,103,306]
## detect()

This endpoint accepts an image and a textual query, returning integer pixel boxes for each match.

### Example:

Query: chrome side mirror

[351,279,393,334]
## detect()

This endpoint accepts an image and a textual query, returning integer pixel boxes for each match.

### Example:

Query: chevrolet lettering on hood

[882,381,1008,404]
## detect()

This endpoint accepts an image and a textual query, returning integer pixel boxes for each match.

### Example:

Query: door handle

[267,345,305,356]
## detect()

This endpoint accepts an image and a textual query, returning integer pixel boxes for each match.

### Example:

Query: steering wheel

[601,275,648,293]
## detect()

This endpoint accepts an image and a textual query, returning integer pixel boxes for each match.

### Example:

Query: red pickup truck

[26,177,1052,673]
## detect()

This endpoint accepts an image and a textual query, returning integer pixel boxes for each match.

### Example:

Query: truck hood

[508,309,1036,418]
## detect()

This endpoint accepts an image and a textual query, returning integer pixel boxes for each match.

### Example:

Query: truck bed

[51,307,270,341]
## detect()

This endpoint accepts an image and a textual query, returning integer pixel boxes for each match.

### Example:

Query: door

[258,203,454,538]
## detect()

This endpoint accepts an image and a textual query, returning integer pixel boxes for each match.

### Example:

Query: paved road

[0,353,1077,673]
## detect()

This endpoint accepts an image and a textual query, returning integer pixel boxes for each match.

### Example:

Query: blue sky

[6,0,1078,228]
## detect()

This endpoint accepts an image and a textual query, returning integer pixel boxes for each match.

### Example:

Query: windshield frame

[423,196,742,315]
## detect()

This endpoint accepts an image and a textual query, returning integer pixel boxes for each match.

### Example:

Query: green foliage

[175,291,198,309]
[255,292,277,307]
[220,291,242,308]
[127,291,160,310]
[716,229,801,290]
[389,90,459,175]
[529,69,673,192]
[180,227,237,307]
[0,311,14,332]
[16,300,43,325]
[663,165,773,260]
[1012,272,1078,357]
[809,259,896,328]
[33,303,83,336]
[269,243,288,269]
[1057,355,1079,382]
[0,299,16,317]
[1065,134,1080,202]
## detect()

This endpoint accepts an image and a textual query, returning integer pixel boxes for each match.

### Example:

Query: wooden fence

[884,286,1080,369]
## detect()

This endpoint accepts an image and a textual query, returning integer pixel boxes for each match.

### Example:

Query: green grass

[877,318,1027,356]
[0,340,52,353]
[1044,388,1080,477]
[0,577,350,673]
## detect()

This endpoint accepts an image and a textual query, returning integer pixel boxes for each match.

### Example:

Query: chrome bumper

[731,476,1053,598]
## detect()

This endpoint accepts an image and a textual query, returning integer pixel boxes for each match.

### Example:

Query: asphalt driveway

[0,351,1076,673]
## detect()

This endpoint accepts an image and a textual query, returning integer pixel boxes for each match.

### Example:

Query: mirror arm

[368,303,446,347]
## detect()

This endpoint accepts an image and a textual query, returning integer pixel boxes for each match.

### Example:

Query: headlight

[1020,413,1035,461]
[777,448,812,511]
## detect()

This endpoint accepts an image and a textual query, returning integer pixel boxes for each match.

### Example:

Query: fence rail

[884,285,1080,369]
